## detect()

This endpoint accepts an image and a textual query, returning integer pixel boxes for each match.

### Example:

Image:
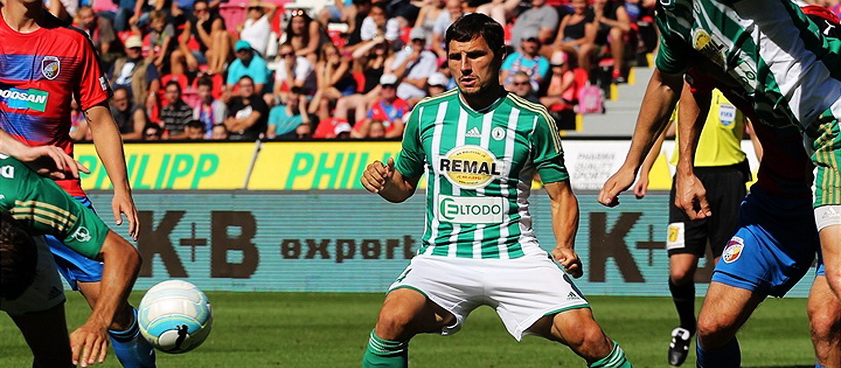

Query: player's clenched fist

[361,157,396,193]
[553,246,583,279]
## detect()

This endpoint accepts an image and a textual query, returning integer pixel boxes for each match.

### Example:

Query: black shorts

[667,161,750,258]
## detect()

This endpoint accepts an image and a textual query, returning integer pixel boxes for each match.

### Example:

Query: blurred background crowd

[52,0,841,141]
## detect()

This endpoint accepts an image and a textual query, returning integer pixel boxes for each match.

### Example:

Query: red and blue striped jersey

[0,10,110,196]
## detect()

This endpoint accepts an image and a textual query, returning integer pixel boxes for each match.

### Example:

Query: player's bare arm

[545,180,583,278]
[598,69,683,207]
[71,231,141,367]
[84,104,139,239]
[360,157,420,203]
[674,82,713,220]
[0,128,89,179]
[633,121,673,199]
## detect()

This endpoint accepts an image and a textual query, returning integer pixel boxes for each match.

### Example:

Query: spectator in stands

[110,35,160,113]
[172,0,229,75]
[211,124,229,140]
[414,0,445,46]
[110,87,147,141]
[342,0,373,50]
[501,29,549,91]
[75,6,119,67]
[590,0,631,83]
[143,123,163,140]
[309,43,356,121]
[351,74,408,139]
[509,71,540,103]
[550,0,596,75]
[510,0,560,49]
[286,8,325,64]
[476,0,521,26]
[431,0,462,59]
[146,10,178,73]
[317,0,356,29]
[193,77,227,137]
[540,51,577,109]
[238,1,277,57]
[267,87,312,139]
[273,43,317,104]
[367,120,386,138]
[427,72,449,96]
[313,115,353,139]
[359,3,401,47]
[183,120,207,140]
[160,81,195,138]
[388,28,437,106]
[69,99,91,141]
[225,76,270,140]
[334,35,390,127]
[227,40,270,95]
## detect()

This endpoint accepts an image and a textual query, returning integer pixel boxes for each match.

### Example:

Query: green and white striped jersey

[655,0,841,130]
[394,89,568,259]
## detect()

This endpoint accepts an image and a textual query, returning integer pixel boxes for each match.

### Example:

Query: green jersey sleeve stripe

[14,200,78,222]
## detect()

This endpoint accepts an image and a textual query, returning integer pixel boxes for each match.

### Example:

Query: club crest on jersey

[722,237,744,264]
[439,145,503,189]
[42,56,60,80]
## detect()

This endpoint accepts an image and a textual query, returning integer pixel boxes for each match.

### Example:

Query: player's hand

[112,190,140,240]
[12,145,90,180]
[598,167,635,207]
[70,322,109,367]
[553,246,583,278]
[360,157,395,193]
[674,172,711,220]
[632,175,649,199]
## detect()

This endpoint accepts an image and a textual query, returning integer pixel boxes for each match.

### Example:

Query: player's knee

[375,309,414,341]
[697,313,735,348]
[669,268,694,285]
[808,308,840,342]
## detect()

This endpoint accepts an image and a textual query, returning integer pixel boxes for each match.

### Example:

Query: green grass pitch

[0,292,816,367]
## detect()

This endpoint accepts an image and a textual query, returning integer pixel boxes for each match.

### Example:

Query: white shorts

[0,236,65,316]
[388,253,590,341]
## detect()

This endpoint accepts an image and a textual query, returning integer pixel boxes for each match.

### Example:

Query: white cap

[409,27,426,41]
[125,35,143,49]
[334,121,352,135]
[550,51,567,65]
[380,74,398,85]
[428,72,448,87]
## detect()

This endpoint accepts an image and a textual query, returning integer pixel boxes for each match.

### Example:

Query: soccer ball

[138,280,213,354]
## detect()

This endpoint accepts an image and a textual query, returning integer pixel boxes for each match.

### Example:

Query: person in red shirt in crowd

[350,74,409,139]
[0,0,151,366]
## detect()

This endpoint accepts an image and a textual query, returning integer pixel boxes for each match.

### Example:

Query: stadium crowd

[56,0,841,141]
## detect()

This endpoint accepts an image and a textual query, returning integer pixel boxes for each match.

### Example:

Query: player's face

[448,35,502,97]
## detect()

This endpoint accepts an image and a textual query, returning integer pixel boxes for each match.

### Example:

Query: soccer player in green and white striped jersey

[598,1,841,366]
[359,14,632,368]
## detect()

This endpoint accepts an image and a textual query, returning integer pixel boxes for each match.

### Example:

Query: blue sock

[816,363,827,368]
[696,337,739,368]
[109,307,156,368]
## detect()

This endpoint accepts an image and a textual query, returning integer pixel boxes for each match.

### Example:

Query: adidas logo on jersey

[567,292,580,300]
[465,127,482,138]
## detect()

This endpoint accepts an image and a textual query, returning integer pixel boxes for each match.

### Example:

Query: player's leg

[809,274,841,367]
[529,309,631,367]
[51,248,156,368]
[11,303,74,368]
[818,224,841,299]
[694,282,764,368]
[364,256,464,368]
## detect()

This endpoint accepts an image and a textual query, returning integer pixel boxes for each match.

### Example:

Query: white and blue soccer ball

[138,280,213,354]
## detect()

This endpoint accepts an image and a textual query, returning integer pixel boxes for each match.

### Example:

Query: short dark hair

[186,120,205,131]
[0,211,38,301]
[197,76,214,90]
[445,13,504,57]
[144,123,163,136]
[238,75,255,85]
[165,80,182,93]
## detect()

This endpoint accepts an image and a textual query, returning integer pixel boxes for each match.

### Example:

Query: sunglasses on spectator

[280,52,294,57]
[523,37,539,43]
[550,63,564,67]
[513,81,530,86]
[382,84,397,88]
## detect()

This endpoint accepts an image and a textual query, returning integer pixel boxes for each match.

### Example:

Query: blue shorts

[712,187,819,297]
[45,196,104,290]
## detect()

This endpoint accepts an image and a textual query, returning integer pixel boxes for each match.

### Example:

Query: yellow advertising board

[75,143,256,190]
[248,141,403,190]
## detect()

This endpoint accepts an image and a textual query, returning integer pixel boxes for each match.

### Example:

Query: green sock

[362,330,409,368]
[589,341,632,368]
